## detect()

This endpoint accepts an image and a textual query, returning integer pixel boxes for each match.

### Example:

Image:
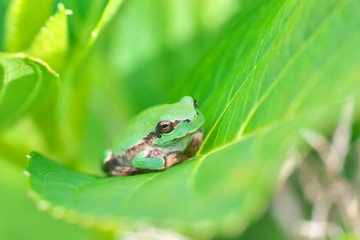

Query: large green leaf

[26,0,360,238]
[0,53,58,130]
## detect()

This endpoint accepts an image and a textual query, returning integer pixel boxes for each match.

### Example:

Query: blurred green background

[0,0,239,239]
[0,0,360,239]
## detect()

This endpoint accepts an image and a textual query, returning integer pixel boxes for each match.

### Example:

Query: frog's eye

[157,121,173,134]
[193,98,198,109]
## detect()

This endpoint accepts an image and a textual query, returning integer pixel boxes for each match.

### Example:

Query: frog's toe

[110,166,138,176]
[131,150,165,170]
[132,157,165,170]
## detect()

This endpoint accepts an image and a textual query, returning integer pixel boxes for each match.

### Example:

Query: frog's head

[152,96,204,147]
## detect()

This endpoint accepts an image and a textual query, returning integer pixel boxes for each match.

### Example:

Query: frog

[102,96,204,176]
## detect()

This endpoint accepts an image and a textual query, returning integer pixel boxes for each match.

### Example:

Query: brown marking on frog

[144,149,163,158]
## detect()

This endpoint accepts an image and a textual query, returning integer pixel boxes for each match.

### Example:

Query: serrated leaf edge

[25,152,271,238]
[0,52,60,78]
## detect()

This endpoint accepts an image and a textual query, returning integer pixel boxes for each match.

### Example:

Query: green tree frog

[102,96,204,176]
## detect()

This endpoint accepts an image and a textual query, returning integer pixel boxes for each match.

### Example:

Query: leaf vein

[191,0,348,186]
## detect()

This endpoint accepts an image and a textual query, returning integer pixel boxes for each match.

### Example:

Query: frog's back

[111,96,199,156]
[111,104,170,155]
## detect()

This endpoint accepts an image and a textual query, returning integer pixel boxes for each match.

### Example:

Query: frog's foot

[164,152,187,169]
[103,150,138,176]
[184,130,204,157]
[132,150,166,170]
[102,150,117,173]
[109,166,138,176]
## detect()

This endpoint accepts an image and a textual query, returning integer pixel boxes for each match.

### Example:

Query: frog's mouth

[163,123,203,145]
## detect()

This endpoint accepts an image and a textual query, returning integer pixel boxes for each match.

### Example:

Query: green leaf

[0,53,58,130]
[28,3,72,72]
[4,0,51,52]
[0,156,105,240]
[26,0,360,238]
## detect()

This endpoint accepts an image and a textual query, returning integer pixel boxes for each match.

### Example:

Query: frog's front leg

[184,130,204,157]
[162,130,205,169]
[109,166,139,176]
[132,150,166,170]
[103,150,138,176]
